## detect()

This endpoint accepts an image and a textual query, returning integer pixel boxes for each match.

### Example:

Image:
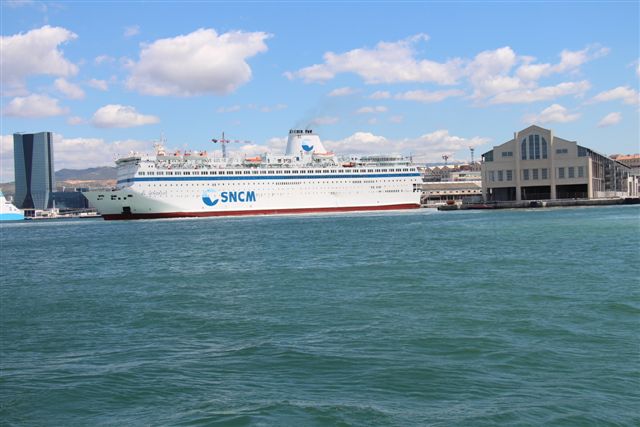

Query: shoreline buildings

[481,125,637,202]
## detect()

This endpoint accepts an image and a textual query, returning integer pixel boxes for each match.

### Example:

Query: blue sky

[1,1,639,181]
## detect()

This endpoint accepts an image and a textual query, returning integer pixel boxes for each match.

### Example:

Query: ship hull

[101,203,420,220]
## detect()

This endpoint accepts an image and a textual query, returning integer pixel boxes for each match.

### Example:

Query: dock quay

[437,197,640,211]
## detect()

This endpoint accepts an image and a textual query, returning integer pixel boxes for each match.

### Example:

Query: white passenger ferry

[83,130,422,220]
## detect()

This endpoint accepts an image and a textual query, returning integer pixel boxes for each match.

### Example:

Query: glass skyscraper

[13,132,55,210]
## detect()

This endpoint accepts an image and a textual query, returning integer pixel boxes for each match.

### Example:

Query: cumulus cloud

[516,45,609,81]
[356,106,388,114]
[523,104,580,124]
[126,28,270,96]
[489,80,591,105]
[87,78,108,91]
[54,78,85,99]
[597,112,622,127]
[91,104,160,128]
[465,47,595,104]
[323,130,490,162]
[590,86,639,105]
[3,94,68,117]
[285,34,463,85]
[395,89,465,103]
[1,25,78,95]
[328,87,358,97]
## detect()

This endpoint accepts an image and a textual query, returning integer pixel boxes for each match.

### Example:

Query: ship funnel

[285,129,327,155]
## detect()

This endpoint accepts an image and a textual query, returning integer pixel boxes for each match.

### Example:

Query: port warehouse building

[481,125,638,202]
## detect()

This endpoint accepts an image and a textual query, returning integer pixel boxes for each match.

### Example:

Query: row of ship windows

[139,180,407,188]
[489,166,585,182]
[133,179,412,186]
[158,190,411,198]
[136,168,413,176]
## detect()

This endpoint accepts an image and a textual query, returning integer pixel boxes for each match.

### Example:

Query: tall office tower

[13,132,55,210]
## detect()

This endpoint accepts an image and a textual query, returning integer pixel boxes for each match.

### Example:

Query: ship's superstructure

[83,130,422,220]
[0,191,24,221]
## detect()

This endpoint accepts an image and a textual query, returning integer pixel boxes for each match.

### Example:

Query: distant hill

[55,167,117,181]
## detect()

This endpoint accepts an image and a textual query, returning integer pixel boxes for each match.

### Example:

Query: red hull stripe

[102,203,420,220]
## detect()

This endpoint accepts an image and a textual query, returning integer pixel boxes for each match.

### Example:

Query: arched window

[521,139,527,160]
[529,135,535,160]
[542,137,548,159]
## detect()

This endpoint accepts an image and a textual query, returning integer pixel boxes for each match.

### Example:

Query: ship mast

[211,132,252,159]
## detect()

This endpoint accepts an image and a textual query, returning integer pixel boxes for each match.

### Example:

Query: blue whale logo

[202,189,219,206]
[302,144,314,152]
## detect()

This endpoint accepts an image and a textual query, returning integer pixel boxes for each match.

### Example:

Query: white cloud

[466,46,519,100]
[369,91,391,99]
[323,130,490,162]
[216,105,242,113]
[489,80,591,105]
[67,116,85,125]
[124,25,140,37]
[91,104,160,128]
[0,135,14,182]
[126,28,270,96]
[395,89,464,103]
[1,25,78,95]
[516,45,609,81]
[54,78,85,99]
[389,115,404,123]
[466,46,600,104]
[87,78,108,91]
[524,104,580,124]
[286,34,463,85]
[597,112,622,127]
[94,54,115,65]
[328,87,358,97]
[356,106,388,114]
[590,86,639,105]
[52,135,155,171]
[310,116,339,125]
[3,94,68,117]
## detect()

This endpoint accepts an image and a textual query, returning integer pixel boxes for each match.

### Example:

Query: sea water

[1,206,639,426]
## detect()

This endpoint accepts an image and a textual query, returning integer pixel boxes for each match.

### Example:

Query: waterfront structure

[481,125,637,201]
[610,154,640,176]
[49,189,90,210]
[419,181,482,206]
[83,130,422,220]
[13,132,55,210]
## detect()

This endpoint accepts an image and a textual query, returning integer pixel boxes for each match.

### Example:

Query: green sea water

[1,206,639,426]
